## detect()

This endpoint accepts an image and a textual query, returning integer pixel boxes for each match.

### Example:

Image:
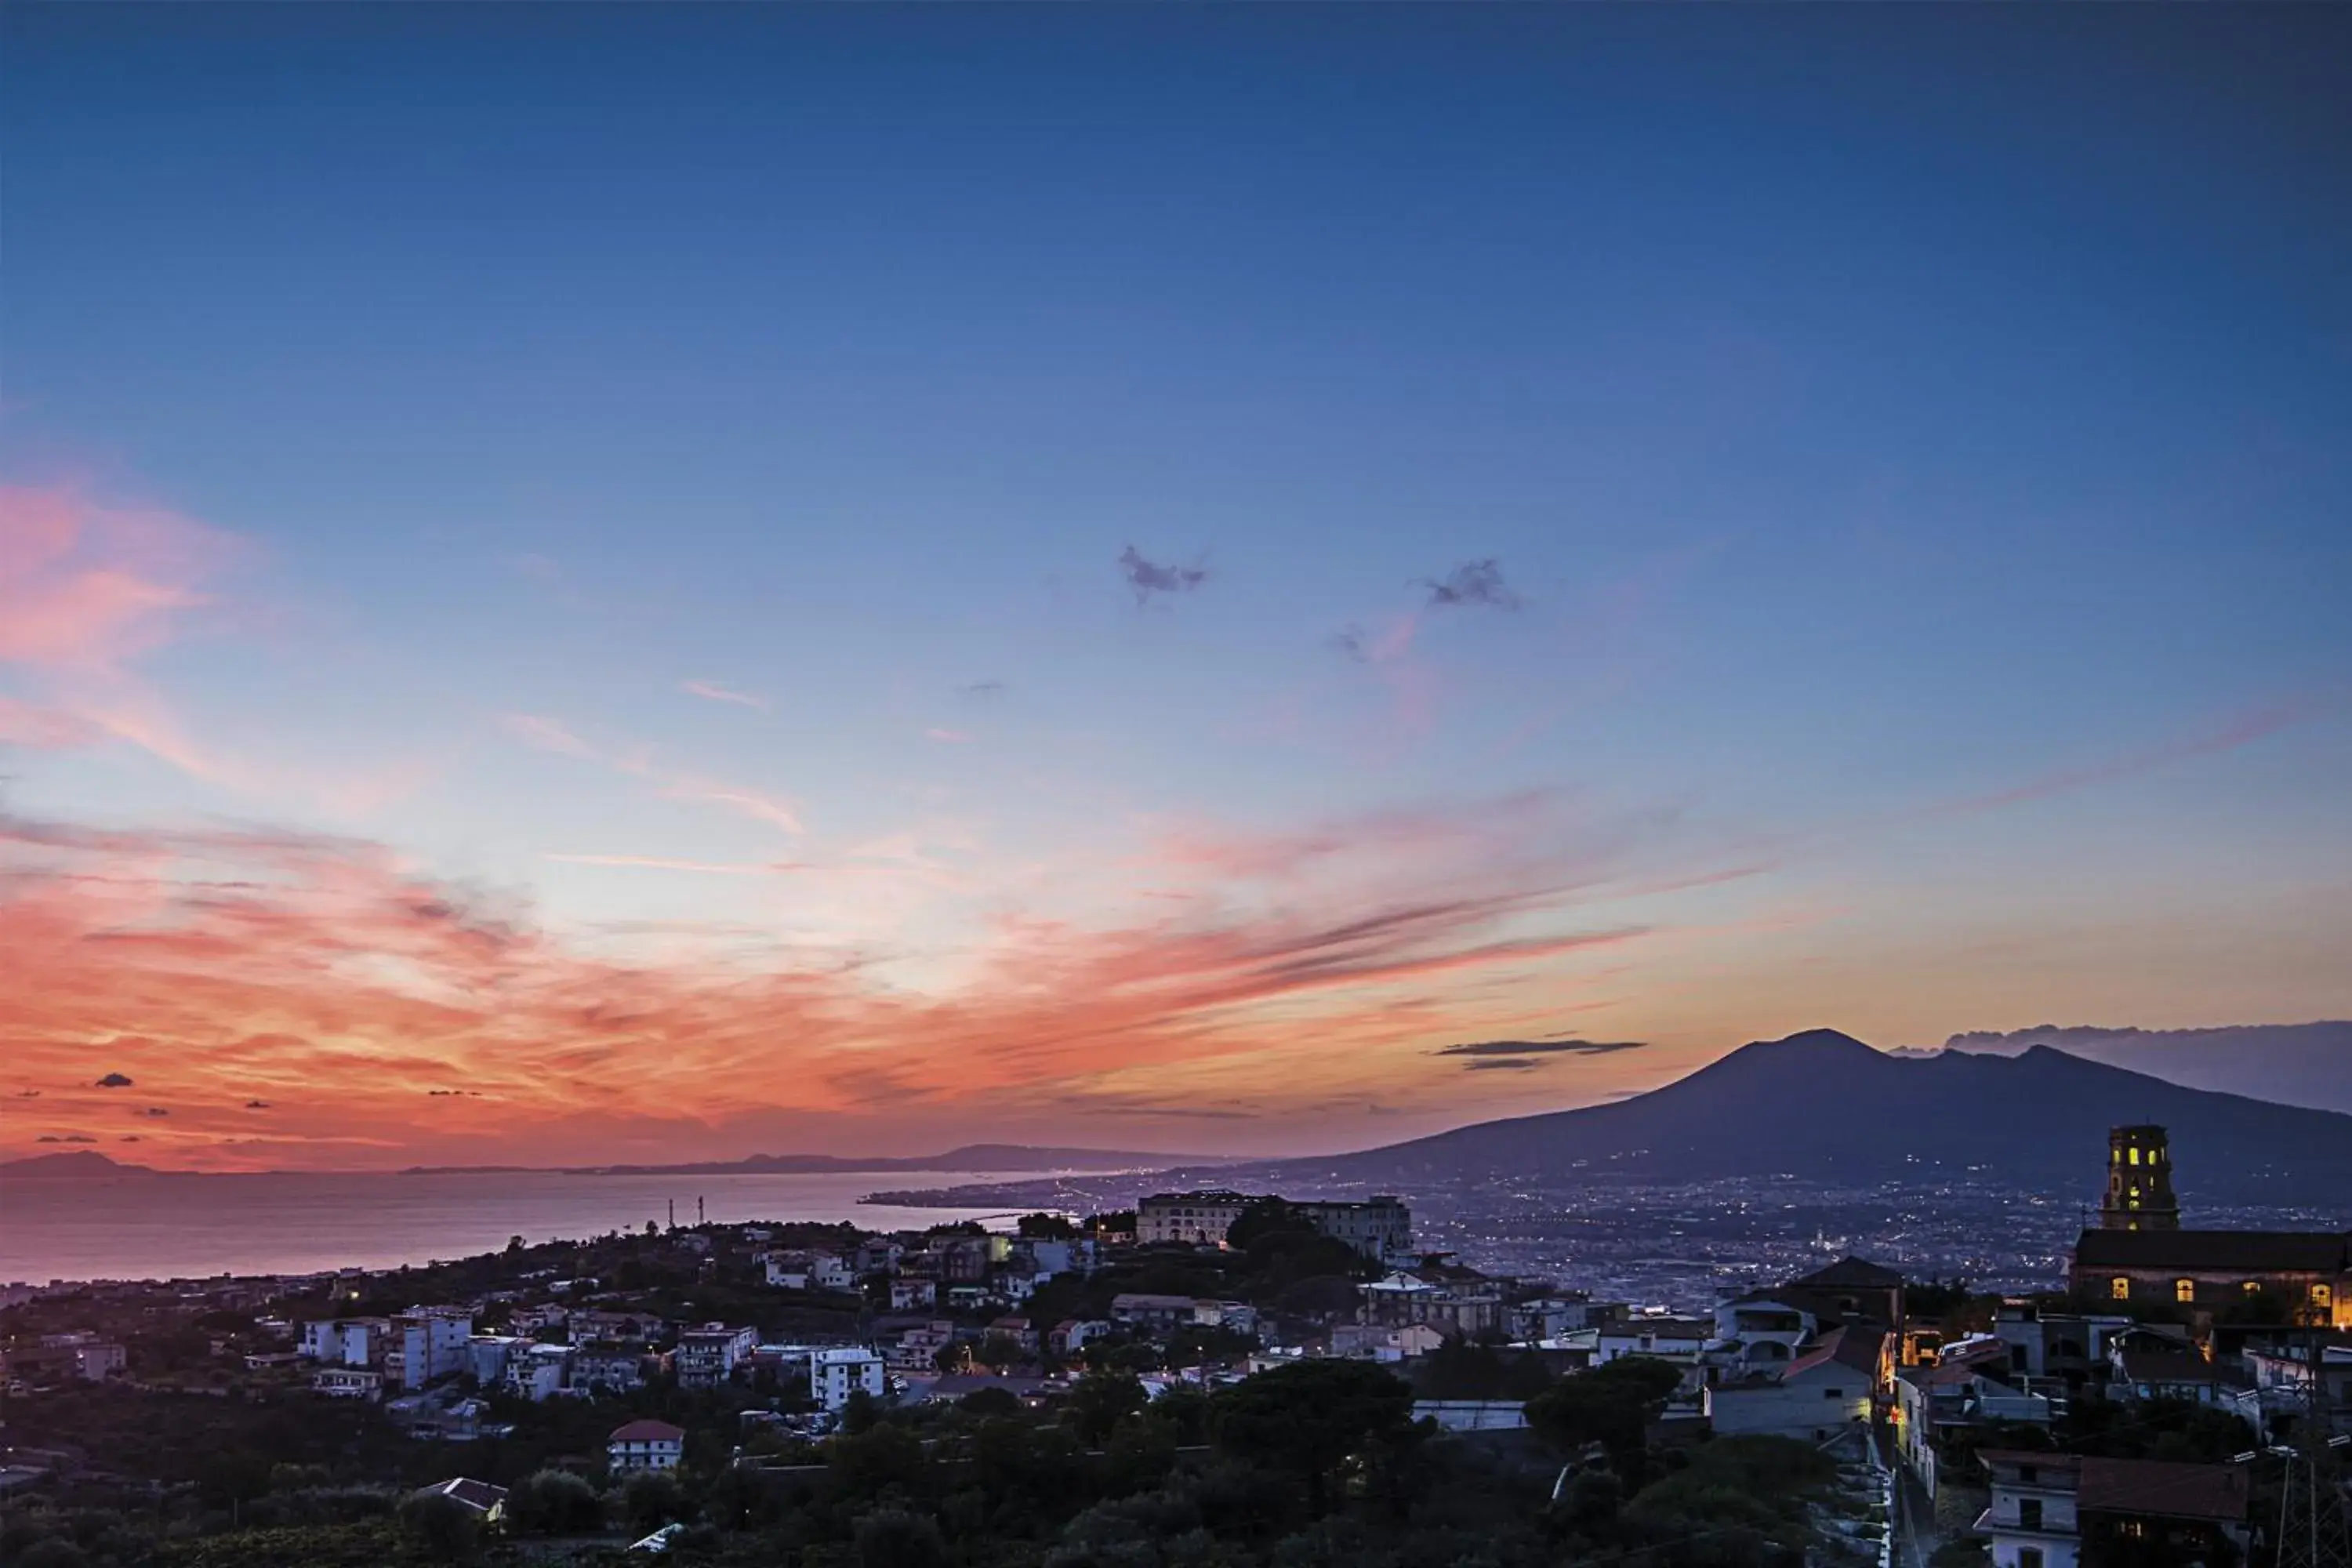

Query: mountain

[1264,1029,2352,1205]
[0,1151,161,1180]
[405,1144,1231,1177]
[1940,1022,2352,1115]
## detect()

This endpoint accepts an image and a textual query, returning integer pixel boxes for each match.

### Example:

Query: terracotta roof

[1791,1256,1905,1289]
[608,1419,686,1443]
[1789,1326,1886,1378]
[2078,1458,2249,1523]
[420,1477,508,1512]
[1980,1450,2084,1472]
[2117,1349,2217,1385]
[2072,1229,2352,1273]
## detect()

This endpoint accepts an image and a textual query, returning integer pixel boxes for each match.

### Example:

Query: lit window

[2176,1279,2195,1304]
[2129,1148,2141,1167]
[2244,1282,2261,1294]
[2111,1278,2130,1300]
[2313,1284,2332,1306]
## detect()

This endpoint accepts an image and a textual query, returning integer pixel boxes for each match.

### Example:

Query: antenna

[2274,1325,2350,1568]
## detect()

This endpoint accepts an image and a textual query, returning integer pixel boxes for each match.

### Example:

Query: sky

[2,6,2348,1172]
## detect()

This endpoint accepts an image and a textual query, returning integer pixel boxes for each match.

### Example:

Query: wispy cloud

[500,714,805,835]
[924,728,973,745]
[682,680,767,710]
[1418,559,1520,612]
[1944,702,2312,815]
[1117,546,1209,606]
[958,681,1006,700]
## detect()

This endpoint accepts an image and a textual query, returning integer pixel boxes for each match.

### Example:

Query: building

[299,1319,381,1367]
[888,1322,958,1375]
[810,1347,886,1410]
[2078,1459,2250,1568]
[1291,1197,1414,1261]
[2099,1125,2180,1232]
[311,1367,383,1399]
[674,1323,758,1388]
[1977,1451,2082,1568]
[1110,1293,1200,1331]
[1333,1323,1447,1362]
[388,1308,474,1391]
[466,1334,530,1385]
[2069,1228,2351,1327]
[1138,1191,1254,1246]
[1359,1273,1504,1338]
[1049,1319,1114,1357]
[1703,1325,1886,1442]
[608,1419,686,1473]
[1595,1317,1714,1367]
[503,1344,573,1401]
[1777,1256,1906,1330]
[572,1345,648,1394]
[1510,1298,1616,1341]
[2107,1343,2223,1406]
[1991,1301,2134,1386]
[891,1279,937,1312]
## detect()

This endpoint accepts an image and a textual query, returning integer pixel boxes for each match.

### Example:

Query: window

[2020,1465,2038,1485]
[2021,1548,2045,1568]
[2314,1284,2334,1306]
[2021,1499,2044,1531]
[1824,1387,1845,1399]
[2111,1278,2131,1301]
[2245,1281,2263,1294]
[2129,1147,2141,1167]
[2176,1279,2196,1304]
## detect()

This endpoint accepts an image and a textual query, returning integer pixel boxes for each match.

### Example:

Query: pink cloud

[924,728,973,744]
[0,485,230,673]
[1945,701,2313,815]
[682,680,767,710]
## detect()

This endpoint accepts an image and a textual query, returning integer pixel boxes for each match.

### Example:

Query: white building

[503,1344,573,1401]
[1703,1326,1884,1442]
[312,1367,383,1400]
[299,1319,381,1367]
[674,1323,757,1388]
[467,1334,530,1386]
[1976,1451,2083,1568]
[810,1347,886,1410]
[572,1345,647,1394]
[1595,1317,1714,1367]
[1137,1191,1254,1247]
[389,1308,474,1391]
[607,1418,685,1473]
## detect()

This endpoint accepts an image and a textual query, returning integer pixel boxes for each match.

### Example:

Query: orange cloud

[0,797,1668,1170]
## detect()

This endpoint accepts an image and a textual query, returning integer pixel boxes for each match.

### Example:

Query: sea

[0,1169,1070,1286]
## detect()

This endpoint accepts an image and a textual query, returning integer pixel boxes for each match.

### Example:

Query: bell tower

[2100,1124,2180,1230]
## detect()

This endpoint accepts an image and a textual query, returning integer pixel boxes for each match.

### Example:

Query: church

[2065,1124,2351,1328]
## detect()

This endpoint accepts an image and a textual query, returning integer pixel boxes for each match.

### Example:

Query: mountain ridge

[1253,1029,2352,1206]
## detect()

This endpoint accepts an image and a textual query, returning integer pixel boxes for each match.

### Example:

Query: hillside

[1265,1029,2352,1204]
[1940,1022,2352,1113]
[0,1151,161,1180]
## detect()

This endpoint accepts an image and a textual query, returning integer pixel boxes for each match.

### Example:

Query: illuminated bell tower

[2100,1124,2180,1231]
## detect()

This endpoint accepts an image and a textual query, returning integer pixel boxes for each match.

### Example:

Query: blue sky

[2,6,2347,1167]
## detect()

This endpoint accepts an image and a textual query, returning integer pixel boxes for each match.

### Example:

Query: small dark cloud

[1089,1105,1258,1121]
[957,680,1006,700]
[1418,559,1520,612]
[95,1072,133,1088]
[143,1107,170,1117]
[38,1134,98,1144]
[13,1090,38,1098]
[1118,546,1208,606]
[427,1089,483,1098]
[1433,1039,1647,1058]
[1466,1058,1543,1072]
[120,1135,143,1143]
[1329,626,1369,662]
[245,1099,271,1110]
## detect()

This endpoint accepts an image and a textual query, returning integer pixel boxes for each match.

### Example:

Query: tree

[1210,1359,1417,1515]
[502,1468,604,1535]
[397,1490,482,1563]
[1065,1370,1148,1446]
[622,1468,685,1534]
[1525,1356,1684,1481]
[843,1386,882,1434]
[1018,1212,1079,1240]
[855,1507,948,1568]
[1225,1196,1304,1252]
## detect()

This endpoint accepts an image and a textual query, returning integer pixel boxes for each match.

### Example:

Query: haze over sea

[0,1170,1058,1285]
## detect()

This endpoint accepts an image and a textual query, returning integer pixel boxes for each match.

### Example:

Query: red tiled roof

[608,1419,686,1443]
[1789,1326,1886,1379]
[2078,1458,2248,1523]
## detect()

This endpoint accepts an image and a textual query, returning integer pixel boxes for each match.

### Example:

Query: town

[2,1127,2347,1567]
